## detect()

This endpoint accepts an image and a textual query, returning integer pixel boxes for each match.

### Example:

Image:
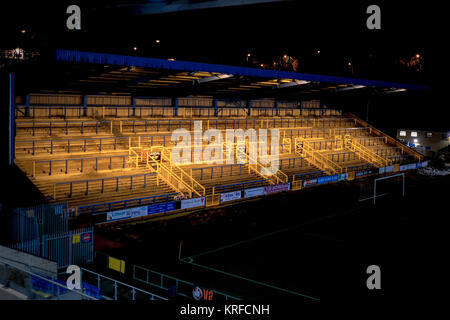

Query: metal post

[173,97,178,117]
[214,99,218,117]
[83,95,88,117]
[9,73,16,165]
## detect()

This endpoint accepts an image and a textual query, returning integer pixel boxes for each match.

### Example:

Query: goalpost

[373,173,405,205]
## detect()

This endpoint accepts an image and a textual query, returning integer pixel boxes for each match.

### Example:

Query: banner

[317,174,338,185]
[106,209,131,221]
[264,183,290,195]
[220,191,242,203]
[181,197,206,209]
[355,169,375,178]
[417,161,428,168]
[147,202,177,215]
[303,179,317,187]
[379,165,395,174]
[106,206,149,222]
[244,187,265,198]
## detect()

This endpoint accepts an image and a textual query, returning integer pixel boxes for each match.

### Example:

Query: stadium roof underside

[32,49,428,99]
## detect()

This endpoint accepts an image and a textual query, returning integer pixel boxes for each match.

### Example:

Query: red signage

[81,232,91,243]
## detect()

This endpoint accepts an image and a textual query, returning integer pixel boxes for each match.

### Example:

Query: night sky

[0,0,446,131]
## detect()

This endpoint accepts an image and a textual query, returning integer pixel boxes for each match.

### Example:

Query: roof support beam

[197,74,234,84]
[277,80,310,89]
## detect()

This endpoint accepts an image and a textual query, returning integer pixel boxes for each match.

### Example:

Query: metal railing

[344,135,392,167]
[53,172,157,200]
[236,146,288,185]
[15,136,130,155]
[80,267,167,301]
[213,179,270,194]
[295,138,344,175]
[16,120,112,136]
[0,256,97,300]
[133,265,240,301]
[77,192,179,215]
[32,154,131,177]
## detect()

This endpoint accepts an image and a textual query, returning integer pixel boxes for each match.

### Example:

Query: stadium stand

[13,93,423,217]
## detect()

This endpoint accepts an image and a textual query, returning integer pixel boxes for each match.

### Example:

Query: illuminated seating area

[13,93,422,215]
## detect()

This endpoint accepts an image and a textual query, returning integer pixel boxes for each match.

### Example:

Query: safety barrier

[10,226,93,269]
[32,155,132,177]
[191,164,246,180]
[213,179,270,194]
[16,136,130,155]
[77,192,179,215]
[80,267,167,300]
[148,147,206,197]
[16,120,112,136]
[235,143,288,185]
[0,257,97,300]
[344,135,392,167]
[346,112,424,162]
[52,172,157,200]
[133,265,240,301]
[295,138,344,175]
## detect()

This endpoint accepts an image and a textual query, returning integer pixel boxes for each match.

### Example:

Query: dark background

[0,1,445,310]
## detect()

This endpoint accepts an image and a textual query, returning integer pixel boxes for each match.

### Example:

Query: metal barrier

[133,265,240,301]
[78,192,179,215]
[344,134,392,167]
[16,120,112,136]
[10,227,94,269]
[118,117,352,133]
[295,138,344,175]
[192,164,245,180]
[80,267,167,300]
[16,136,130,155]
[213,179,270,194]
[32,154,131,177]
[292,170,325,181]
[9,203,69,241]
[53,172,157,200]
[0,257,97,300]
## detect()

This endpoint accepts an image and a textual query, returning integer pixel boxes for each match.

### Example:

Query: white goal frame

[373,173,405,205]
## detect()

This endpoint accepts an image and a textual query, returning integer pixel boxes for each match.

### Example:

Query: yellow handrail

[344,135,392,167]
[160,147,206,196]
[295,138,344,175]
[147,153,190,197]
[147,148,205,197]
[236,144,288,185]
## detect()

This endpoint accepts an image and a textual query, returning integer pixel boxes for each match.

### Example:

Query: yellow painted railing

[236,144,288,185]
[343,135,392,167]
[160,147,206,197]
[146,146,205,197]
[345,112,424,162]
[294,138,344,175]
[146,152,191,197]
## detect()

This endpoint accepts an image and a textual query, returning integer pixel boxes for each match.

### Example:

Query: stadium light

[156,40,160,43]
[133,46,138,51]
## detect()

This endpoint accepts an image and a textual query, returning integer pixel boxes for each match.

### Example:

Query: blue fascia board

[56,49,429,91]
